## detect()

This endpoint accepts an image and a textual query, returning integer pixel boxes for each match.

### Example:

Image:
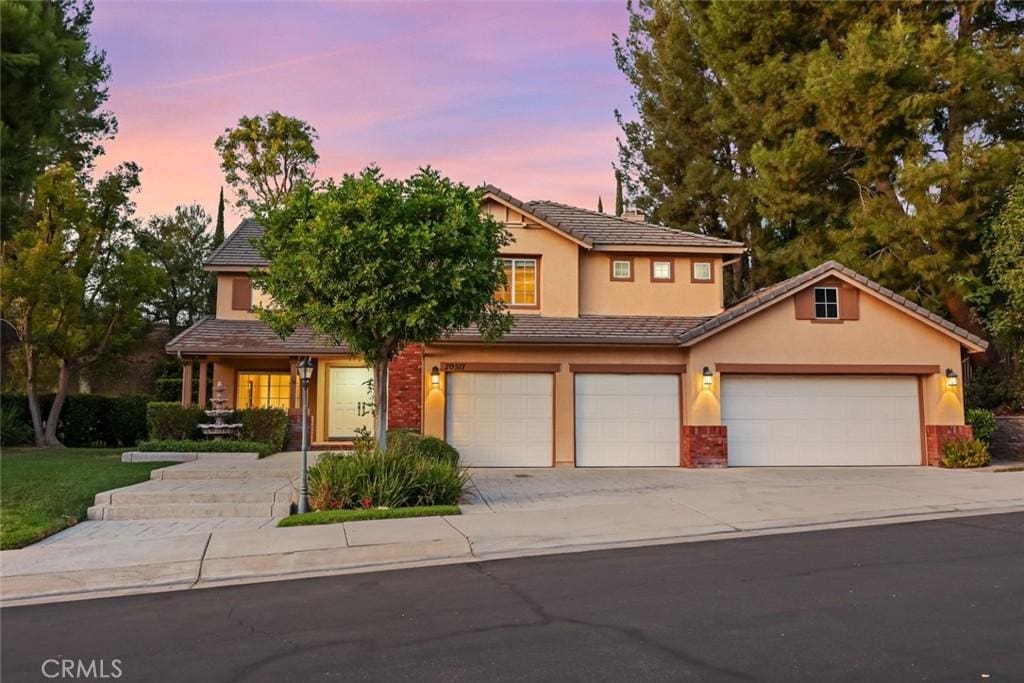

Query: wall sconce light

[945,368,958,388]
[702,366,713,388]
[431,365,440,387]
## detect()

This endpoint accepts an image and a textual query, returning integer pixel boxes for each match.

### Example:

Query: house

[167,186,985,467]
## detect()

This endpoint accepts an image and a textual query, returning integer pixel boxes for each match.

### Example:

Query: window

[497,257,537,306]
[611,258,633,281]
[691,261,712,282]
[651,260,673,281]
[814,287,839,319]
[231,277,252,311]
[236,372,290,409]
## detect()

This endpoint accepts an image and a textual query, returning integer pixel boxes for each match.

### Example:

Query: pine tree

[614,172,624,217]
[207,187,226,313]
[597,196,604,214]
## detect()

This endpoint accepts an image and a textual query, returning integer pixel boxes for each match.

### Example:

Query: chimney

[621,208,646,223]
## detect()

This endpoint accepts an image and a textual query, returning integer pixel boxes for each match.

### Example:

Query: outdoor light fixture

[297,358,315,514]
[945,368,959,388]
[431,365,441,386]
[702,366,713,388]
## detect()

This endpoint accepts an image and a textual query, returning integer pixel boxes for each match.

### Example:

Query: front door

[328,366,374,438]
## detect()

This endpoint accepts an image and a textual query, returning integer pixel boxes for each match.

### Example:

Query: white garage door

[446,373,553,467]
[722,376,922,466]
[575,374,680,467]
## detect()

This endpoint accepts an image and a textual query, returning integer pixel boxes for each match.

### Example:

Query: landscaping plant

[138,439,278,457]
[965,408,997,448]
[146,401,205,440]
[941,438,991,469]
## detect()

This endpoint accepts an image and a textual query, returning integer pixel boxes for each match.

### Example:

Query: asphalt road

[3,512,1022,682]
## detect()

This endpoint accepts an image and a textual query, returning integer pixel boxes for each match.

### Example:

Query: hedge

[155,378,183,402]
[138,439,278,457]
[145,403,290,449]
[0,394,149,447]
[147,402,205,440]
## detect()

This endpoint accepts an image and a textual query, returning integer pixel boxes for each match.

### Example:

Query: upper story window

[498,257,537,306]
[691,261,712,282]
[610,258,633,281]
[651,259,674,282]
[814,287,839,319]
[231,277,252,311]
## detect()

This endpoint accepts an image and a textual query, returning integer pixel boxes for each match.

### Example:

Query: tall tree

[616,1,1024,331]
[0,0,117,240]
[207,187,225,312]
[985,171,1024,364]
[137,204,213,334]
[597,196,604,214]
[254,167,512,452]
[1,163,158,446]
[214,112,319,215]
[614,170,624,217]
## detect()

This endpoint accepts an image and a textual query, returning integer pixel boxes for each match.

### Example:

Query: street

[3,512,1022,682]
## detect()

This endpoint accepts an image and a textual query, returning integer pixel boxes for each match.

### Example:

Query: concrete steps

[88,501,292,520]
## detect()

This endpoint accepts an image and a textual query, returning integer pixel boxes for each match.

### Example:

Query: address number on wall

[442,363,466,372]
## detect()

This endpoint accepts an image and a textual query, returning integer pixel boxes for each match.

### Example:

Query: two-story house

[168,186,985,468]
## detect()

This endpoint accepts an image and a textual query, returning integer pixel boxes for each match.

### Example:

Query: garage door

[575,374,680,467]
[722,376,921,466]
[445,373,553,467]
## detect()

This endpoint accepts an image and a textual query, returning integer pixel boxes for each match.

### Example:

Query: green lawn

[0,447,173,549]
[278,505,460,527]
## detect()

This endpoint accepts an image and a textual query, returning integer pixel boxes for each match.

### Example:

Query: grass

[278,505,460,527]
[0,447,174,549]
[993,466,1024,473]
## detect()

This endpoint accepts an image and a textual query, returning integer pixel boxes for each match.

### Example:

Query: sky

[90,1,634,230]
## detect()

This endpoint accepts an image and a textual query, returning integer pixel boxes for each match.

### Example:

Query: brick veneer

[682,425,728,468]
[387,344,423,430]
[924,424,974,467]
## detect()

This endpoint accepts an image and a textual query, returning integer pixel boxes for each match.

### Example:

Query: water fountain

[198,380,243,440]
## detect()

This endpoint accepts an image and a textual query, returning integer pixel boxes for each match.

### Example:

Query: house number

[357,401,374,417]
[443,363,466,371]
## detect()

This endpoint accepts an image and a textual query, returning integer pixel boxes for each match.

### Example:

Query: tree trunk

[24,343,45,447]
[42,362,72,447]
[373,357,389,453]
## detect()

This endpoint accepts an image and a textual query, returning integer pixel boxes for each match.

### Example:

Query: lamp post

[296,357,315,514]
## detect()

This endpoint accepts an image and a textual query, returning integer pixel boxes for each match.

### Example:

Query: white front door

[575,374,681,467]
[722,375,922,466]
[445,372,553,467]
[328,366,374,438]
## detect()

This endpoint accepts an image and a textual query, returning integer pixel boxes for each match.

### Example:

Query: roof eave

[482,190,593,249]
[591,244,747,254]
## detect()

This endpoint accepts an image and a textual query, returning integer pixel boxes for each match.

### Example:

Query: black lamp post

[296,357,315,513]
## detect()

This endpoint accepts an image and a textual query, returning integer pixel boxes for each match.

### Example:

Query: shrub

[236,407,290,451]
[965,408,997,447]
[155,378,183,402]
[0,407,33,446]
[941,437,991,468]
[138,439,278,457]
[146,402,205,440]
[385,429,423,458]
[306,447,466,512]
[0,394,149,447]
[414,436,460,465]
[107,395,150,447]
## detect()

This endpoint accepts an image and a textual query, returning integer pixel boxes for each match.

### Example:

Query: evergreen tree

[614,171,624,217]
[597,196,604,214]
[616,0,1024,335]
[207,187,225,313]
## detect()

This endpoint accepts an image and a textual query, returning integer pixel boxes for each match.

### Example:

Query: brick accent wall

[924,424,974,467]
[387,344,423,431]
[682,425,728,468]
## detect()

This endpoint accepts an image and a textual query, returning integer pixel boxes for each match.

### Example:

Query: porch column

[197,359,209,408]
[181,361,194,407]
[289,358,298,412]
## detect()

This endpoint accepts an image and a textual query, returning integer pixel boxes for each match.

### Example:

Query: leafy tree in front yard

[214,111,319,214]
[0,0,117,240]
[0,163,158,446]
[253,167,512,451]
[136,203,213,334]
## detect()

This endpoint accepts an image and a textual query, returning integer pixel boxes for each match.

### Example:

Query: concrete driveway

[464,466,1024,530]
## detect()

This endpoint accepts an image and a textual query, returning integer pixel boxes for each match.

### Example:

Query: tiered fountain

[198,380,243,440]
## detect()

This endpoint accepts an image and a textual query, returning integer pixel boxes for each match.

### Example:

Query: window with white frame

[692,261,712,281]
[611,259,632,280]
[497,257,537,306]
[814,287,839,319]
[652,260,673,281]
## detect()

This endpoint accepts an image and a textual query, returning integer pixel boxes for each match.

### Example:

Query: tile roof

[444,314,710,345]
[204,219,267,268]
[166,317,350,355]
[676,260,988,350]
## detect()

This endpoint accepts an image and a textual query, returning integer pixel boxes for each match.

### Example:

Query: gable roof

[445,314,709,346]
[482,185,745,252]
[204,219,267,269]
[676,260,988,352]
[166,317,350,355]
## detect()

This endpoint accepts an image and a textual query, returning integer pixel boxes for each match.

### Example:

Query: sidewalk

[2,467,1022,606]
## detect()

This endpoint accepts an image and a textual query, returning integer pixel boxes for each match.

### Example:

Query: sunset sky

[90,1,633,229]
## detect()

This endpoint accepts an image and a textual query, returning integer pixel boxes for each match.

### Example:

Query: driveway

[464,466,1024,530]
